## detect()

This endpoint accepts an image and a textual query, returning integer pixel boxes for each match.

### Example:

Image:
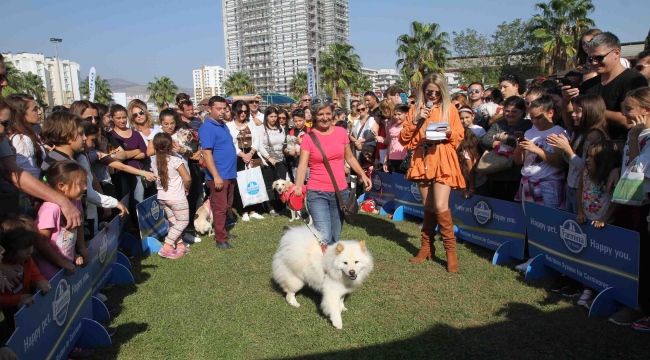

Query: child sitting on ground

[150,133,191,259]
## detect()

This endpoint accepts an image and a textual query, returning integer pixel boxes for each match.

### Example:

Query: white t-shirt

[137,125,162,144]
[151,155,186,201]
[521,125,567,181]
[10,134,42,179]
[350,116,377,157]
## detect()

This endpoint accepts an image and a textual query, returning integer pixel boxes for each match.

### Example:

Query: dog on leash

[272,179,311,223]
[272,226,373,329]
[193,200,213,236]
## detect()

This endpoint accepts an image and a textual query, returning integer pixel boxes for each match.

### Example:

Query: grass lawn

[95,213,650,359]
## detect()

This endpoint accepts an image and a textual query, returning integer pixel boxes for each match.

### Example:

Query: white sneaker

[182,233,202,243]
[515,258,534,272]
[242,213,250,222]
[249,212,264,220]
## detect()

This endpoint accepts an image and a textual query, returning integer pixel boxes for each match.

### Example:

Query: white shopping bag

[237,166,269,207]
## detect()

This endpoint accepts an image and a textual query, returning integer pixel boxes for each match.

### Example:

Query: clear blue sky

[2,0,648,88]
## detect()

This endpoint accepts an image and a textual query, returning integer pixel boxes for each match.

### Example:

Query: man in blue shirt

[199,96,237,249]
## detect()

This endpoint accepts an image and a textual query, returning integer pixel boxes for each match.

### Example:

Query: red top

[0,257,46,307]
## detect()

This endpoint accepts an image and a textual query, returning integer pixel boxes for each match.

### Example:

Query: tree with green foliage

[452,28,498,84]
[396,21,450,89]
[530,0,595,74]
[224,72,255,96]
[289,72,307,100]
[348,72,373,95]
[80,75,113,105]
[318,42,362,103]
[2,62,47,107]
[147,77,178,111]
[490,18,542,81]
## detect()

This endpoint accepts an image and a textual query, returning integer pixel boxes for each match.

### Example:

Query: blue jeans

[307,189,349,245]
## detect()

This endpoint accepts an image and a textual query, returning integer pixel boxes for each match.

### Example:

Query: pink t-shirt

[35,200,83,279]
[387,121,407,160]
[151,155,187,201]
[301,127,349,192]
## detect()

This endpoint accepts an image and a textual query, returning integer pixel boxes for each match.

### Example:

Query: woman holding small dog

[226,100,266,222]
[400,73,465,273]
[294,104,371,248]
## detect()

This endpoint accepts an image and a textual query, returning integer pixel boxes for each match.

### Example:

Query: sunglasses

[133,111,145,117]
[84,116,100,123]
[426,90,441,97]
[357,107,367,111]
[0,119,9,127]
[278,116,287,120]
[251,100,259,104]
[302,98,312,102]
[468,89,482,94]
[587,49,615,64]
[635,64,650,71]
[237,109,249,114]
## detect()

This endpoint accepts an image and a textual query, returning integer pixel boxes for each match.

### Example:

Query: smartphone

[559,77,574,88]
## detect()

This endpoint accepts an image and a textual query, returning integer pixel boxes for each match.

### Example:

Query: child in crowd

[150,133,191,259]
[0,218,51,334]
[457,123,486,198]
[286,108,309,182]
[514,95,567,208]
[383,104,408,173]
[458,105,486,138]
[34,161,88,279]
[547,95,608,214]
[575,141,619,308]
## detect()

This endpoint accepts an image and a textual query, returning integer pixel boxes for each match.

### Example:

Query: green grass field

[95,213,650,359]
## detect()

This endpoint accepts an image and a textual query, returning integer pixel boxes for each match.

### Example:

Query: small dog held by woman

[272,226,373,329]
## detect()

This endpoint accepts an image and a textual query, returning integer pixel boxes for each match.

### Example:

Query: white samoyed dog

[272,226,373,329]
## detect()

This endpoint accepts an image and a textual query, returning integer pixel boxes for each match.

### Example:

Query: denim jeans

[307,189,349,245]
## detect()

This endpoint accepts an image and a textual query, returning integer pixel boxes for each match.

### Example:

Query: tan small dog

[272,179,309,222]
[193,200,213,236]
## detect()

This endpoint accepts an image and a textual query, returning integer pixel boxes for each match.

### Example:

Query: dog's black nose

[349,269,356,276]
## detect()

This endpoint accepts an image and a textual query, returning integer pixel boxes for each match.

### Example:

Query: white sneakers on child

[242,213,251,222]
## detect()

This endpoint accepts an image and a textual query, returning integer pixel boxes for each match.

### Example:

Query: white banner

[306,63,316,98]
[88,67,96,102]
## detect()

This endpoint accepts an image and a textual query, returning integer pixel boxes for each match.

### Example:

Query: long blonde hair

[420,73,450,123]
[127,99,153,129]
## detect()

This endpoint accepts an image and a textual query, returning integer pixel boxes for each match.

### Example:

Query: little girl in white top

[150,133,191,259]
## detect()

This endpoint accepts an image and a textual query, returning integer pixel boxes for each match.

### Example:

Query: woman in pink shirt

[294,104,371,247]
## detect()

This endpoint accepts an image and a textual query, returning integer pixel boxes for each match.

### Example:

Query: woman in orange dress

[400,73,465,273]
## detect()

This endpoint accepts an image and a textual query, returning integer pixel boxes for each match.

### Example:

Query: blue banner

[136,195,167,240]
[307,63,316,98]
[367,172,424,218]
[7,268,94,360]
[449,191,526,260]
[525,202,640,308]
[87,215,122,293]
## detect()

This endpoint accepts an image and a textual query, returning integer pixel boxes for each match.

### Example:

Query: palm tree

[318,42,362,103]
[80,75,113,105]
[147,77,178,111]
[396,21,450,90]
[348,72,373,95]
[289,72,308,100]
[531,0,595,74]
[2,62,47,107]
[224,72,255,96]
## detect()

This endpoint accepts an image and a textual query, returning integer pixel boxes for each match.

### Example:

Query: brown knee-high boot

[410,210,437,264]
[437,209,458,273]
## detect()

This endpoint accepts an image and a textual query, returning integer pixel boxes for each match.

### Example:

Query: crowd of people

[0,27,649,351]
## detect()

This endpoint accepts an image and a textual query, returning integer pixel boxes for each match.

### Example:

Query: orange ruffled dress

[399,105,466,189]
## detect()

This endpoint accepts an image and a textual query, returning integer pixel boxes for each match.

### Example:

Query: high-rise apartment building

[362,68,401,96]
[2,52,81,106]
[222,0,349,95]
[192,65,227,103]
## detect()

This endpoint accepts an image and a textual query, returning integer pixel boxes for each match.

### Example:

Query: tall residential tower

[222,0,349,95]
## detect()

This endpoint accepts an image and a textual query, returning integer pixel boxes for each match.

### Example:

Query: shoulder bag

[308,131,358,223]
